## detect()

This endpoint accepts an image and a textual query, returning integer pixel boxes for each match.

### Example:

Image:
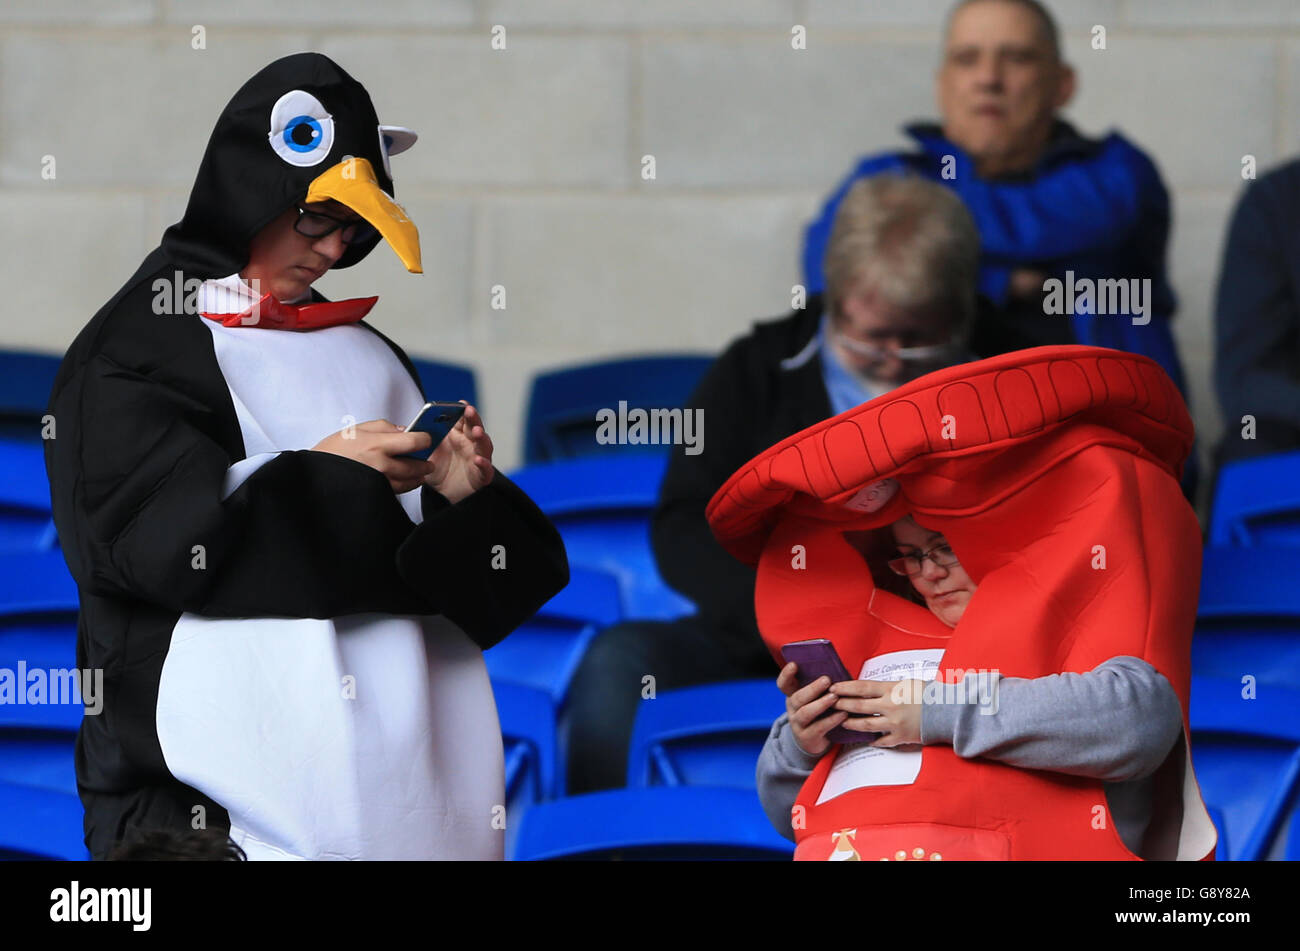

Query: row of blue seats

[5,344,1300,541]
[0,348,714,466]
[8,672,1295,860]
[4,344,1300,858]
[4,539,1298,860]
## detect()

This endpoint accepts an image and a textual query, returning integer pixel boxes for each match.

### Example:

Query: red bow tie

[200,293,378,331]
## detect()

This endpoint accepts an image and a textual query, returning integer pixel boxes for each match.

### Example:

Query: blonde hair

[823,174,980,342]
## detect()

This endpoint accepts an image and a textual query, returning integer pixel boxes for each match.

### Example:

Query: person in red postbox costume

[708,344,1217,861]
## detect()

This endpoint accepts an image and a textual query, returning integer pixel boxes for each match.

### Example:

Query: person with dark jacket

[565,176,980,792]
[803,0,1195,495]
[1213,158,1300,469]
[45,53,567,860]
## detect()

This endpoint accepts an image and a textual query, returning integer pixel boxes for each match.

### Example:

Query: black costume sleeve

[48,351,567,649]
[651,341,764,649]
[402,475,569,648]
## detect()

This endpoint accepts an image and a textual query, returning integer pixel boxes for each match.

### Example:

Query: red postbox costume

[706,345,1217,860]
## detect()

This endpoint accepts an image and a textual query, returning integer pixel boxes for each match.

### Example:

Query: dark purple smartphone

[780,638,883,746]
[398,401,467,460]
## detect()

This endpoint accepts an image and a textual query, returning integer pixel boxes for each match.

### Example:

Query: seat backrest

[523,355,712,464]
[1189,676,1300,861]
[627,680,785,788]
[0,350,62,418]
[0,782,89,861]
[483,566,622,703]
[1194,549,1300,685]
[508,457,695,620]
[1209,451,1300,547]
[512,786,793,861]
[408,357,478,409]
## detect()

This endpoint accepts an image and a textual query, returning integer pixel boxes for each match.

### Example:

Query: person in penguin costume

[43,52,569,861]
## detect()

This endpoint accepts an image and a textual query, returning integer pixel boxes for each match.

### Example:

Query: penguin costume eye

[268,89,335,166]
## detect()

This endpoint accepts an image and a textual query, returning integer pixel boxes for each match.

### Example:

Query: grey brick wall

[0,0,1279,476]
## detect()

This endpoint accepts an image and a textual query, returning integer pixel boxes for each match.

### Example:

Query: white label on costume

[814,648,946,804]
[842,478,898,513]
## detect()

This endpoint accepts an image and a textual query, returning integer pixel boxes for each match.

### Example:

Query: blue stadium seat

[1193,547,1300,686]
[507,455,695,620]
[0,783,88,860]
[0,350,61,443]
[1189,676,1300,861]
[0,733,78,794]
[512,786,794,860]
[486,567,623,799]
[0,549,78,617]
[1209,450,1300,547]
[1206,806,1229,862]
[484,565,622,704]
[1286,805,1300,860]
[626,680,785,788]
[0,549,81,800]
[0,549,80,682]
[0,439,57,553]
[494,680,558,858]
[408,357,478,409]
[523,354,712,464]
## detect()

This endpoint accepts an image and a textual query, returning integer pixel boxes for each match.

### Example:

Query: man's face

[936,0,1074,175]
[833,285,957,388]
[241,199,361,302]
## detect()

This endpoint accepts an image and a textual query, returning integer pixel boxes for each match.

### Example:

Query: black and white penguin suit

[43,53,569,860]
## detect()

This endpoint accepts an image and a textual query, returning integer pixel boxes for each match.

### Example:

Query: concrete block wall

[0,0,1285,478]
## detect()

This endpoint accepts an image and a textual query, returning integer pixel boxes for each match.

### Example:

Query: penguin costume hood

[44,53,568,861]
[164,51,421,278]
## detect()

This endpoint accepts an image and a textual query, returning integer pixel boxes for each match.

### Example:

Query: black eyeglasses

[293,205,378,245]
[888,542,960,576]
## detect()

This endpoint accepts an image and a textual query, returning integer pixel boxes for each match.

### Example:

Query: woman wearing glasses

[756,513,1185,859]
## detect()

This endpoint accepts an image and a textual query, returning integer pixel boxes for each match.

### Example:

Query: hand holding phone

[779,638,883,747]
[397,401,467,460]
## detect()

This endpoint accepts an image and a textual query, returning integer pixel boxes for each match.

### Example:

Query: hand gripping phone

[397,401,467,460]
[780,638,883,746]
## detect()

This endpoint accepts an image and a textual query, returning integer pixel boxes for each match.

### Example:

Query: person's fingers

[356,419,399,432]
[828,679,885,698]
[806,710,849,738]
[447,423,473,449]
[789,675,831,710]
[791,690,839,728]
[776,663,799,696]
[834,696,886,716]
[372,445,432,472]
[375,430,433,457]
[840,714,886,732]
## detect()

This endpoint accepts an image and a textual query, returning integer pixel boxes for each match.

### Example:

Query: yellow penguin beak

[304,157,422,273]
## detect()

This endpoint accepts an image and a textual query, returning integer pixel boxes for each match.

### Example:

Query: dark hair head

[106,827,247,861]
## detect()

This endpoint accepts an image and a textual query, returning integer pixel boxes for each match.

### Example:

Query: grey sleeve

[755,712,825,842]
[919,655,1184,782]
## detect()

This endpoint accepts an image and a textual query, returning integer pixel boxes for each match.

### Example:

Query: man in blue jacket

[803,0,1190,416]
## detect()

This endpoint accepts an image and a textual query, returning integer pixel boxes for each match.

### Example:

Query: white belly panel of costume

[155,314,503,860]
